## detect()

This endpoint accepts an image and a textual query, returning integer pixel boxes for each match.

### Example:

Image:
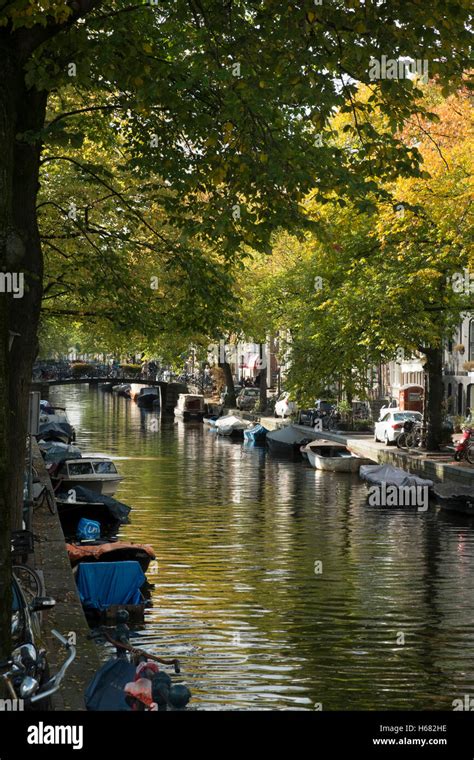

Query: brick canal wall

[32,443,100,710]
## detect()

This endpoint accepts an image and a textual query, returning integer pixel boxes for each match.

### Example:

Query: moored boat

[76,560,150,623]
[302,440,374,472]
[266,425,311,456]
[67,541,156,573]
[136,387,160,408]
[215,414,250,438]
[244,423,268,444]
[112,383,131,398]
[432,482,474,516]
[51,457,124,496]
[359,463,434,489]
[55,485,131,540]
[39,440,82,463]
[174,393,205,421]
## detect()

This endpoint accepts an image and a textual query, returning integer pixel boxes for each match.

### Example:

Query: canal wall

[32,443,100,710]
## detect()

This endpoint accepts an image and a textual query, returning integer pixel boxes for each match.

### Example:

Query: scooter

[454,428,474,463]
[0,630,76,708]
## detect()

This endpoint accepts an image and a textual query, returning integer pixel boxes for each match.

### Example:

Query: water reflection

[50,386,474,710]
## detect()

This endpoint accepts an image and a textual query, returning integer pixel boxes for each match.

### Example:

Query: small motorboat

[432,482,474,516]
[244,423,268,444]
[55,486,131,540]
[302,440,373,472]
[136,387,160,409]
[51,457,124,496]
[266,425,311,456]
[39,440,82,464]
[359,463,434,489]
[66,541,156,573]
[174,393,205,421]
[76,560,150,623]
[215,414,249,438]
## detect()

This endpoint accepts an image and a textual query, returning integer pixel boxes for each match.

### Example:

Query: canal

[50,385,474,711]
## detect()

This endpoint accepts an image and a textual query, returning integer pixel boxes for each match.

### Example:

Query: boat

[51,457,124,496]
[37,421,75,445]
[66,541,156,573]
[215,414,249,438]
[112,383,131,398]
[161,382,188,416]
[55,486,131,541]
[302,440,374,472]
[174,393,205,421]
[359,463,434,489]
[243,423,268,444]
[39,402,76,441]
[203,415,219,427]
[432,482,474,516]
[266,425,312,456]
[99,382,114,392]
[135,387,160,409]
[39,440,82,464]
[75,560,150,623]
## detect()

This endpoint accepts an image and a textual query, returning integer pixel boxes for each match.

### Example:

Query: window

[469,320,474,361]
[68,462,94,476]
[93,461,117,474]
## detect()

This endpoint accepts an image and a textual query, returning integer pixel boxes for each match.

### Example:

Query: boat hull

[174,409,204,421]
[307,451,371,472]
[54,476,123,497]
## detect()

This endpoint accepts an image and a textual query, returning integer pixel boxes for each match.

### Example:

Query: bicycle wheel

[12,565,43,603]
[396,433,407,449]
[466,443,474,465]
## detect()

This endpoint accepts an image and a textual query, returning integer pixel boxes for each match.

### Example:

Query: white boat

[302,440,373,472]
[215,415,250,438]
[359,463,434,489]
[266,425,311,456]
[51,458,124,496]
[174,393,205,420]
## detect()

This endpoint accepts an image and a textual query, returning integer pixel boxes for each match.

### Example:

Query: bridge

[31,377,165,389]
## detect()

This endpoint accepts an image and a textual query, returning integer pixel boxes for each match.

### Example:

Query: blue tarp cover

[76,561,145,610]
[85,658,136,711]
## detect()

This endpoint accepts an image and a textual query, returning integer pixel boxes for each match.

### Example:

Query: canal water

[51,385,474,711]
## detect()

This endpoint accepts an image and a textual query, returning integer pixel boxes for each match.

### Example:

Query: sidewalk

[32,444,100,710]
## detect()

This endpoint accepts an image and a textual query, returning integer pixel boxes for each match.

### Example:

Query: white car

[374,410,422,445]
[274,392,298,418]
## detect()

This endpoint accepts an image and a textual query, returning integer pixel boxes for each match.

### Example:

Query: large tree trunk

[422,346,443,451]
[0,43,46,658]
[219,361,236,407]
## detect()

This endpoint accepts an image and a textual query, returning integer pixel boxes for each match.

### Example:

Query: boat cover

[39,441,82,463]
[244,424,268,442]
[359,464,433,488]
[267,425,309,445]
[85,658,136,711]
[76,561,145,610]
[56,485,131,524]
[37,421,74,442]
[67,541,155,565]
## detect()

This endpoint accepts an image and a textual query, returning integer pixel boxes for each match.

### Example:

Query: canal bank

[32,443,100,710]
[228,410,474,489]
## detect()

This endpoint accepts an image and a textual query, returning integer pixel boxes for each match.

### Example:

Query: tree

[0,1,471,658]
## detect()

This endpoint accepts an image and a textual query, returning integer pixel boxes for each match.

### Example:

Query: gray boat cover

[359,464,433,488]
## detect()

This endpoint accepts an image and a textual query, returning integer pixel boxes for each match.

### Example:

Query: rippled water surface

[51,386,474,710]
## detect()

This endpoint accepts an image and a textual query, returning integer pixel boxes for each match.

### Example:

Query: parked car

[236,388,260,411]
[374,410,422,445]
[274,392,298,418]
